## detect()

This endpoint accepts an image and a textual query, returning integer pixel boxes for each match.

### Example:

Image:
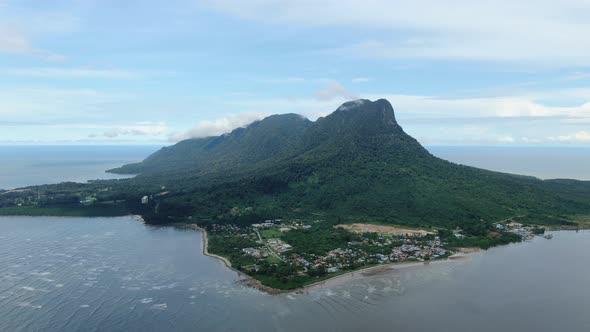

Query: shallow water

[2,146,589,331]
[1,216,589,332]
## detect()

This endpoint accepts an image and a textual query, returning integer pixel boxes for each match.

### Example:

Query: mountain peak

[298,98,430,160]
[335,98,397,123]
[336,99,371,111]
[256,113,310,125]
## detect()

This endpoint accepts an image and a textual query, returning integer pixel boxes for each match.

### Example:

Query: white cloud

[0,87,139,127]
[561,72,590,82]
[169,112,269,142]
[373,94,590,120]
[315,82,357,101]
[2,83,589,145]
[496,135,515,143]
[213,89,590,123]
[336,99,368,111]
[0,26,30,54]
[202,0,590,65]
[35,52,67,62]
[0,26,66,61]
[550,131,590,142]
[0,1,84,61]
[258,77,334,84]
[102,123,168,138]
[259,77,307,83]
[351,77,371,83]
[0,68,139,79]
[200,87,590,146]
[0,122,169,144]
[521,137,542,144]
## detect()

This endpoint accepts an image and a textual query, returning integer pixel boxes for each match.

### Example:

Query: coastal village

[205,220,448,279]
[0,187,553,288]
[200,218,550,287]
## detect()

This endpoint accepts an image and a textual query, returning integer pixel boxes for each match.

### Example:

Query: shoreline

[131,214,144,222]
[190,223,473,295]
[197,226,234,268]
[301,254,470,292]
[2,214,581,294]
[190,225,254,282]
[0,213,136,219]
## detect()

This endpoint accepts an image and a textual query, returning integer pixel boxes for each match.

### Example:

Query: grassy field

[339,218,442,231]
[260,228,283,239]
[336,223,435,236]
[266,256,282,264]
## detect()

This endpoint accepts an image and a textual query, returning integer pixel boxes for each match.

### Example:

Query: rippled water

[1,216,589,331]
[2,146,590,331]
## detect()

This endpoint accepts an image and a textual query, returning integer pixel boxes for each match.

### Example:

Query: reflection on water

[1,216,589,332]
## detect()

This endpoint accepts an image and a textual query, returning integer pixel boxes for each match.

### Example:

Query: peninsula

[1,99,589,290]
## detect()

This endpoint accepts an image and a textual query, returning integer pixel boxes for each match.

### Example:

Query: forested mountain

[109,113,312,178]
[109,99,590,229]
[2,99,589,231]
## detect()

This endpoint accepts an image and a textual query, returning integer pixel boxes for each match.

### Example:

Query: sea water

[1,145,589,331]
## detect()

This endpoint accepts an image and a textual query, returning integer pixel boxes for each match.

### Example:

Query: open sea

[429,146,590,180]
[0,146,159,190]
[0,145,589,331]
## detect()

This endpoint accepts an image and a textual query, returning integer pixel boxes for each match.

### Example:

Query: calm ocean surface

[429,146,590,180]
[0,146,159,190]
[0,146,589,331]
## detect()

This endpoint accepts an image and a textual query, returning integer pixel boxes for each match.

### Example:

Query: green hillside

[109,113,312,179]
[2,99,590,232]
[111,99,590,229]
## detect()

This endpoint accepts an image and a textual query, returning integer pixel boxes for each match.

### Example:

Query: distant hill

[111,99,590,229]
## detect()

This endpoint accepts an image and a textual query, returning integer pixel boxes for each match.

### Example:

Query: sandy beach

[303,254,470,292]
[191,225,298,294]
[189,225,256,282]
[191,223,473,295]
[197,227,233,267]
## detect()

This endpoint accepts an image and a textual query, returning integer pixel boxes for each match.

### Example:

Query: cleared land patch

[336,223,434,236]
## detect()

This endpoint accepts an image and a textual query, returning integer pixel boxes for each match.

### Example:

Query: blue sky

[1,0,590,145]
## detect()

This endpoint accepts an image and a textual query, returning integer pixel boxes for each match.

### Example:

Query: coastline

[132,214,144,222]
[301,254,470,292]
[197,226,234,268]
[190,225,254,282]
[190,223,472,295]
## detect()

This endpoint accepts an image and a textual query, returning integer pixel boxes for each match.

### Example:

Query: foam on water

[151,303,167,310]
[2,215,589,332]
